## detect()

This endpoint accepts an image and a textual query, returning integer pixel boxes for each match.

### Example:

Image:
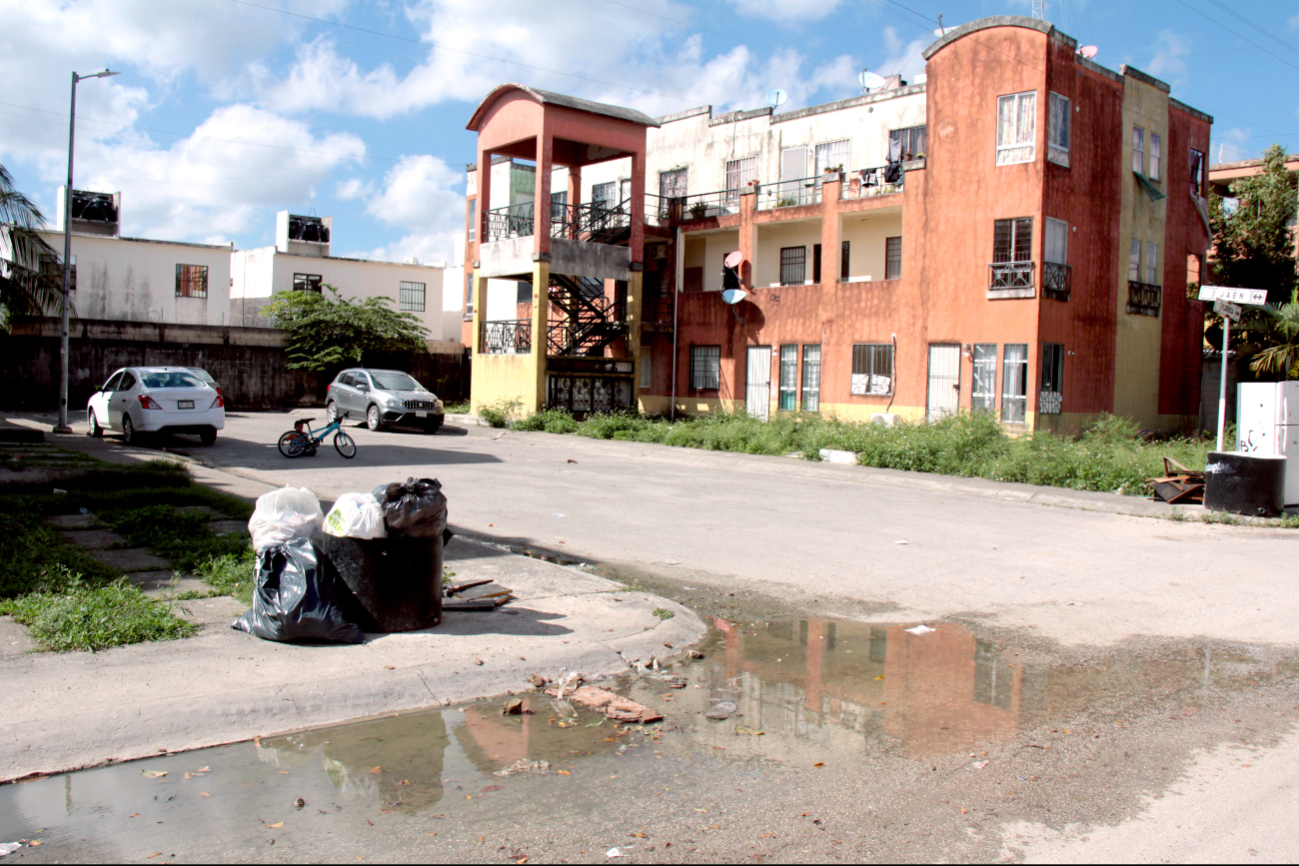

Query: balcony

[841,165,905,200]
[480,319,532,354]
[484,202,535,243]
[756,175,823,210]
[483,201,631,245]
[988,261,1035,299]
[1126,280,1162,317]
[1042,262,1071,301]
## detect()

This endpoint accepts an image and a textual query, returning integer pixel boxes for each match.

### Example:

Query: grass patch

[652,607,675,620]
[0,566,196,652]
[103,504,251,572]
[193,548,257,606]
[478,399,522,429]
[505,408,1218,497]
[441,400,470,415]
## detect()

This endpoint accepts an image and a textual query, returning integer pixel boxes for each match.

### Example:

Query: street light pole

[54,68,119,434]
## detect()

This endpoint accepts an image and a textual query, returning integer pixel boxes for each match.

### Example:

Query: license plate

[415,411,427,418]
[178,400,194,409]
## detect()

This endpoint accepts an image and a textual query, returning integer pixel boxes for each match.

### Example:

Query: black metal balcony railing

[757,175,823,210]
[481,320,532,354]
[989,260,1035,291]
[1042,262,1072,301]
[1127,280,1162,317]
[841,165,905,199]
[484,202,535,242]
[552,202,630,244]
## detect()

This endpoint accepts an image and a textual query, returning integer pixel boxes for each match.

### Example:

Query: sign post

[1198,286,1270,451]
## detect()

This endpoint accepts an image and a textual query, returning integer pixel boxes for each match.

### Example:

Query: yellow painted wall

[1113,75,1169,429]
[821,403,925,424]
[471,262,547,416]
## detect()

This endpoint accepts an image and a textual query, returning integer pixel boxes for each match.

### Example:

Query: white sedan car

[86,366,225,446]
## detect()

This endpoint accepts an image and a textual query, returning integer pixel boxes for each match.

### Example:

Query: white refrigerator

[1236,381,1299,505]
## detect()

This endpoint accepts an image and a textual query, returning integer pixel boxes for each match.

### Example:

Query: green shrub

[194,547,257,605]
[1,568,197,652]
[104,504,250,572]
[478,399,521,428]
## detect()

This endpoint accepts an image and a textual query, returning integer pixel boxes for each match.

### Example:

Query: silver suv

[326,368,445,433]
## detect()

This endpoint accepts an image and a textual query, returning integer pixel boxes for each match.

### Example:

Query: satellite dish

[721,289,748,305]
[858,69,886,90]
[1077,45,1099,59]
[765,88,787,109]
[724,250,744,269]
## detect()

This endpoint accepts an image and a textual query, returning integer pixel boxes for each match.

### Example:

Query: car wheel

[199,427,217,446]
[327,401,340,424]
[366,404,382,431]
[89,410,104,438]
[122,414,137,445]
[423,416,444,434]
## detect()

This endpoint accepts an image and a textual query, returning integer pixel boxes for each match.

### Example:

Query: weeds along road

[175,411,1299,650]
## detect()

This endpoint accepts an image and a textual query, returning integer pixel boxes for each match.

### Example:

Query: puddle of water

[2,616,1293,861]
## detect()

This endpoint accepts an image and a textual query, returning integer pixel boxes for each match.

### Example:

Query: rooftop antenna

[1032,0,1044,20]
[722,251,747,325]
[1076,45,1099,59]
[858,69,886,95]
[937,13,945,36]
[765,88,787,112]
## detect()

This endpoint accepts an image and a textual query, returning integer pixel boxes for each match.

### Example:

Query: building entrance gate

[927,343,961,419]
[746,346,772,421]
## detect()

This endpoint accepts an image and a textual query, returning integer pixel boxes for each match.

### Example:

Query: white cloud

[1147,30,1191,88]
[338,154,464,264]
[336,177,373,200]
[728,0,843,23]
[72,104,366,241]
[877,26,930,83]
[1211,127,1255,164]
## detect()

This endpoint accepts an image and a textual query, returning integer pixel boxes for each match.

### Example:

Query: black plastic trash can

[1203,451,1286,517]
[313,532,443,632]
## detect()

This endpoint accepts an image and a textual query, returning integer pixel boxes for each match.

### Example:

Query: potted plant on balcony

[689,201,709,219]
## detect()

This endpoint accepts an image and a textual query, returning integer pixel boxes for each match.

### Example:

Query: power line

[1197,0,1299,60]
[1166,0,1299,75]
[220,0,704,106]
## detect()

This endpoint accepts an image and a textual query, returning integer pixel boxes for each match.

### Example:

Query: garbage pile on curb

[233,478,458,644]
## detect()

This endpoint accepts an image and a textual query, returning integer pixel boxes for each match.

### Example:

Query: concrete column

[535,133,553,257]
[630,152,645,264]
[528,259,550,413]
[739,190,757,288]
[471,273,489,356]
[627,270,643,408]
[821,175,842,285]
[567,167,582,242]
[476,151,492,244]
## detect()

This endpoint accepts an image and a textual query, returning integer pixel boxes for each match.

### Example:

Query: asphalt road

[164,410,1299,649]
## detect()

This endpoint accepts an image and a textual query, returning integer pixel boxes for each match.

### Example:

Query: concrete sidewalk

[0,430,706,783]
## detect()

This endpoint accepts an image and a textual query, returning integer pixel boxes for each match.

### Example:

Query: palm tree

[0,163,62,330]
[1250,289,1299,379]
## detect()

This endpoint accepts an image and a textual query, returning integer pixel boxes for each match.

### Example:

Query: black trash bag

[373,477,448,538]
[233,537,364,643]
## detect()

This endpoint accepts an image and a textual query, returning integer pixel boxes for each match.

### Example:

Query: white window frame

[1132,126,1145,174]
[814,139,852,182]
[1145,242,1159,285]
[399,280,426,312]
[1129,239,1141,281]
[592,181,616,210]
[1047,92,1070,167]
[725,156,756,207]
[996,91,1037,166]
[1149,133,1162,182]
[1045,217,1068,265]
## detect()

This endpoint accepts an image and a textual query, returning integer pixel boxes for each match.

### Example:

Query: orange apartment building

[462,15,1213,433]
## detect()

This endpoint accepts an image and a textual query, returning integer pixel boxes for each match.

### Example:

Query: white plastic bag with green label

[323,492,387,539]
[248,486,324,552]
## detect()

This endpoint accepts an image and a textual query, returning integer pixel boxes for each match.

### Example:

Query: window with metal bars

[1002,344,1028,423]
[293,273,322,293]
[993,218,1033,263]
[851,343,893,396]
[659,168,688,199]
[1039,342,1064,415]
[971,344,998,412]
[399,281,426,312]
[815,139,851,178]
[176,264,209,298]
[779,345,798,411]
[780,246,806,285]
[592,182,616,210]
[725,156,756,206]
[885,237,902,279]
[690,345,721,390]
[801,344,821,411]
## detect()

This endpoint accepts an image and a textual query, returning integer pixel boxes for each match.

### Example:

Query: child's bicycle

[277,412,358,459]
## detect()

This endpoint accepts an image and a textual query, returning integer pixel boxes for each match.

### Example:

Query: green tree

[0,163,62,331]
[1208,144,1297,304]
[1251,289,1299,379]
[262,284,429,371]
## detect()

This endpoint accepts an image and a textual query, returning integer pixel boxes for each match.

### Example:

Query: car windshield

[141,372,204,389]
[186,368,215,384]
[370,372,422,391]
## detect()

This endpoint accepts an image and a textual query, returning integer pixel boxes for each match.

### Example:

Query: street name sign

[1198,286,1268,305]
[1213,299,1241,321]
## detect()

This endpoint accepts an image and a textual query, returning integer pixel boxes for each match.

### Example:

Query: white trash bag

[249,486,324,552]
[323,492,387,540]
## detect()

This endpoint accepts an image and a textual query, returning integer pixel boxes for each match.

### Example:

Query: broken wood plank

[543,685,663,723]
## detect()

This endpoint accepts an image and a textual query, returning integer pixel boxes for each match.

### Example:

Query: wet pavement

[4,615,1298,863]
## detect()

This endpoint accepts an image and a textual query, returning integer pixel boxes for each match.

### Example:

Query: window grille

[815,139,852,179]
[293,273,322,293]
[550,191,567,222]
[1150,133,1162,181]
[1132,126,1145,173]
[889,127,926,161]
[1039,343,1064,415]
[1047,92,1070,167]
[993,218,1033,262]
[659,168,688,200]
[885,237,902,279]
[592,182,616,209]
[1002,344,1028,423]
[801,345,821,412]
[725,157,756,206]
[780,246,806,286]
[972,344,998,412]
[399,281,426,312]
[779,345,798,411]
[690,345,721,390]
[176,264,209,298]
[996,92,1036,165]
[851,343,893,396]
[1145,242,1159,286]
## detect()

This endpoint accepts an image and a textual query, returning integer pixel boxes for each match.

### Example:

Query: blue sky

[1,0,1296,265]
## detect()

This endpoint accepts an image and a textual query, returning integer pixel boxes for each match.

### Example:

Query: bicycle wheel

[278,431,308,458]
[333,430,357,459]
